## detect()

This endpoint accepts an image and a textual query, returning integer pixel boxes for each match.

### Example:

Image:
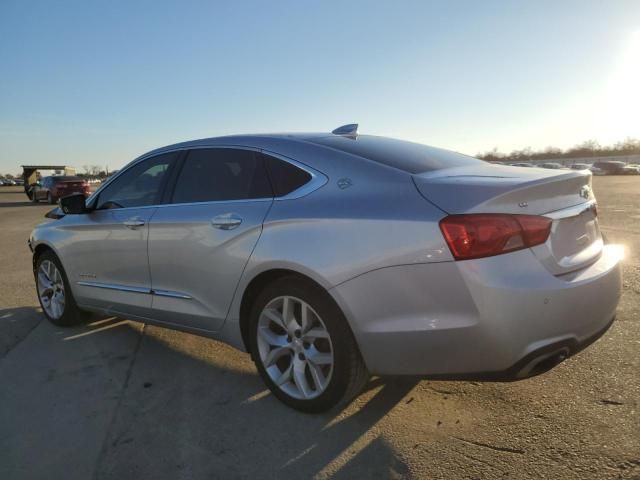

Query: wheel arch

[238,268,354,355]
[32,242,61,272]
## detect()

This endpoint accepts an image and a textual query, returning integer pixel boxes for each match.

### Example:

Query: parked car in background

[0,178,17,186]
[621,164,640,175]
[30,176,90,204]
[509,162,534,167]
[14,178,25,186]
[570,163,591,171]
[29,126,622,412]
[540,162,564,169]
[592,161,626,175]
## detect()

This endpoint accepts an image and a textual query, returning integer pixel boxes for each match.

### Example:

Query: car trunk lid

[56,180,86,192]
[57,180,85,188]
[413,164,602,275]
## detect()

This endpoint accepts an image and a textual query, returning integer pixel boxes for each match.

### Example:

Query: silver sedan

[29,124,622,412]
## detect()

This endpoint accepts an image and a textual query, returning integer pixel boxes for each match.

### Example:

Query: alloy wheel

[37,260,65,319]
[257,296,334,400]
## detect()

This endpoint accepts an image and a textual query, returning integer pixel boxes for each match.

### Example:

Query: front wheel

[249,276,369,413]
[35,251,89,326]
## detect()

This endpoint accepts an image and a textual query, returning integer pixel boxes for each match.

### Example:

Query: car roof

[136,132,483,176]
[149,132,330,153]
[133,132,338,165]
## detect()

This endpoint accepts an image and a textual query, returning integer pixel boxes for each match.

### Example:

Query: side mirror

[60,193,89,214]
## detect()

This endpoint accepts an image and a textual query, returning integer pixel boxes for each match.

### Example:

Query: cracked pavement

[0,178,638,479]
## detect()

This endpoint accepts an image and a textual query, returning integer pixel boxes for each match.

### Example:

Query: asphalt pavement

[0,180,638,480]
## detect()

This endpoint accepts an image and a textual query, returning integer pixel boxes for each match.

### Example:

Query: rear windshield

[308,135,481,174]
[51,176,81,182]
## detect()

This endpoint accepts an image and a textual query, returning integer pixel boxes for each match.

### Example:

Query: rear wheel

[35,251,89,326]
[249,276,368,413]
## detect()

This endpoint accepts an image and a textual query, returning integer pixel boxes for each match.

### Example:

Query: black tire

[35,250,89,326]
[248,276,369,413]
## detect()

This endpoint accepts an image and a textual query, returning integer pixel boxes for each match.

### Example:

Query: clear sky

[1,0,639,174]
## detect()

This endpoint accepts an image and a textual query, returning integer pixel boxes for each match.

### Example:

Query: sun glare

[603,31,640,140]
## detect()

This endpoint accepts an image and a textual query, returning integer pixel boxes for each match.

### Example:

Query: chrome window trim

[87,144,327,211]
[87,197,274,215]
[260,149,328,201]
[155,197,273,209]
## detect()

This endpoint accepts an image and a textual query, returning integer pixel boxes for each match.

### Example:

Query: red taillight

[439,214,552,260]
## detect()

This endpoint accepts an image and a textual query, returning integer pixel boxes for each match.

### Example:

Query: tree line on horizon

[477,137,640,162]
[5,137,640,177]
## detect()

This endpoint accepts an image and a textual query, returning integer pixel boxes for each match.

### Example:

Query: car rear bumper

[330,244,623,377]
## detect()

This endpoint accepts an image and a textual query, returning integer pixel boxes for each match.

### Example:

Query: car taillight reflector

[439,214,552,260]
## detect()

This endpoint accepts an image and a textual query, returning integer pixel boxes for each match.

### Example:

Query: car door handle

[211,214,242,230]
[123,217,145,229]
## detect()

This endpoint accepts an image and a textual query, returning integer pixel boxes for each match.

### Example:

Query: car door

[147,147,273,331]
[63,152,180,318]
[35,178,48,200]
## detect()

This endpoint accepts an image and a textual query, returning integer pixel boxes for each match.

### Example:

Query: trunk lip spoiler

[544,200,597,220]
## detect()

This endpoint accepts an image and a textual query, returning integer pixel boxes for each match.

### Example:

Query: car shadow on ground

[0,201,43,208]
[0,307,418,480]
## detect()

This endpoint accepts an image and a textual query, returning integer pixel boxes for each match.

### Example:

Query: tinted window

[51,176,81,183]
[96,152,177,209]
[308,135,481,174]
[172,148,272,203]
[264,154,312,197]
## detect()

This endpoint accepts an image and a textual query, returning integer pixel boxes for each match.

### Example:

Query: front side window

[171,148,272,204]
[96,152,177,209]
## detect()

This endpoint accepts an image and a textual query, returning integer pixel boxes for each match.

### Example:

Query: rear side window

[172,148,272,203]
[308,135,481,174]
[263,154,312,197]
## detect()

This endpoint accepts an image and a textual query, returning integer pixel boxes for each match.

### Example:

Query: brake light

[439,214,552,260]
